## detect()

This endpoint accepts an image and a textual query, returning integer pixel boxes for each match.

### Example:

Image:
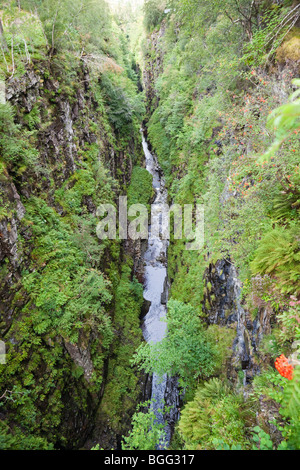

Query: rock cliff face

[1,61,113,306]
[202,259,273,385]
[0,58,145,449]
[202,258,284,440]
[0,178,26,336]
[6,64,124,190]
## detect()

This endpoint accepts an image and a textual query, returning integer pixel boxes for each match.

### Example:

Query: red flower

[275,354,294,380]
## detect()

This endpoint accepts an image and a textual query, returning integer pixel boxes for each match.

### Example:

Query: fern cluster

[178,378,250,450]
[270,191,300,221]
[250,225,300,296]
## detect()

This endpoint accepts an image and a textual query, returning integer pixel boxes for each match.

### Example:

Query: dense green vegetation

[0,0,299,452]
[133,300,234,388]
[124,0,300,451]
[0,0,148,449]
[121,400,168,450]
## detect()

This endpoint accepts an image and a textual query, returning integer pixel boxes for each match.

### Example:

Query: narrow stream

[140,134,172,446]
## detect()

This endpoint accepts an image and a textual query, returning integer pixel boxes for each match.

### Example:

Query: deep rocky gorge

[1,0,299,451]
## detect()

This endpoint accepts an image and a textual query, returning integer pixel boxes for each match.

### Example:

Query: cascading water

[140,133,176,446]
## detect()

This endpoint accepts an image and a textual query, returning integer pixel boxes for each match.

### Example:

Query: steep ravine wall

[202,259,272,386]
[0,58,147,449]
[141,16,292,448]
[1,65,101,448]
[201,258,285,443]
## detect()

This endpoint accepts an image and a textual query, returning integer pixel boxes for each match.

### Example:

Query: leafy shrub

[122,401,167,450]
[127,166,153,209]
[143,0,165,32]
[242,6,292,67]
[133,300,219,388]
[95,263,145,434]
[251,426,274,450]
[260,78,300,162]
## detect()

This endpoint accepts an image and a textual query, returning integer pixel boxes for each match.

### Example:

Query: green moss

[276,28,300,63]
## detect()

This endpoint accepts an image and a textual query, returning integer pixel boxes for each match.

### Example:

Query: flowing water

[140,134,173,446]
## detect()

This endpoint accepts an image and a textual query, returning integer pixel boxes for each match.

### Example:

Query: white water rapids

[141,134,171,446]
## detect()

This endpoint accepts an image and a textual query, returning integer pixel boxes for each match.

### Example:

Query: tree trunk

[0,17,8,53]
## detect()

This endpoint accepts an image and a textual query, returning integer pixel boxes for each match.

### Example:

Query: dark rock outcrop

[203,259,273,387]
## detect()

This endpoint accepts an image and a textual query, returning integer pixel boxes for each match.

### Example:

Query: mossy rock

[276,29,300,65]
[225,309,231,318]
